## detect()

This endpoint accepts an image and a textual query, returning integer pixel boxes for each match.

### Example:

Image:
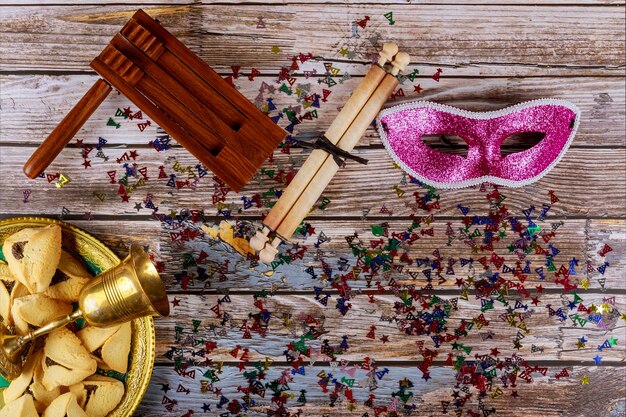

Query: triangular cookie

[2,350,39,404]
[44,251,91,302]
[69,376,124,417]
[3,225,62,294]
[8,281,30,335]
[1,228,40,289]
[0,394,38,417]
[101,322,131,373]
[76,324,120,353]
[12,293,72,328]
[0,277,12,325]
[0,263,15,324]
[42,392,87,417]
[41,328,97,390]
[30,354,61,413]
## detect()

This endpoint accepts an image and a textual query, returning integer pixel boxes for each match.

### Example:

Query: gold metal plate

[0,217,155,416]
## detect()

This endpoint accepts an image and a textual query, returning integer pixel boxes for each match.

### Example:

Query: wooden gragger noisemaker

[250,44,411,263]
[23,9,286,192]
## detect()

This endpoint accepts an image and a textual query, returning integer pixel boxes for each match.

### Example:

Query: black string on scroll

[296,135,368,167]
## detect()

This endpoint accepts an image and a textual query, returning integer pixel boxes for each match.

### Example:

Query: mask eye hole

[420,134,468,157]
[500,131,546,156]
[569,117,576,129]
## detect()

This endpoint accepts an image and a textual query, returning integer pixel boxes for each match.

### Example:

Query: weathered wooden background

[0,1,625,416]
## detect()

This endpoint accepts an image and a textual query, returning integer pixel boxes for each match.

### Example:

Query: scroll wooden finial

[389,52,410,76]
[250,229,270,251]
[258,240,279,264]
[377,43,398,67]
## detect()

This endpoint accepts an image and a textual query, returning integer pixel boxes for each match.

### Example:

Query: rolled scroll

[257,52,411,263]
[249,43,399,252]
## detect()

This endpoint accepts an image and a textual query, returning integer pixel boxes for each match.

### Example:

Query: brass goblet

[0,245,169,380]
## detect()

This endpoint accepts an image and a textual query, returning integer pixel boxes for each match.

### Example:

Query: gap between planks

[1,70,625,78]
[1,213,625,221]
[0,2,624,7]
[151,360,626,367]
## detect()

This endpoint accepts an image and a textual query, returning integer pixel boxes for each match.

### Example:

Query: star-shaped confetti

[45,33,626,417]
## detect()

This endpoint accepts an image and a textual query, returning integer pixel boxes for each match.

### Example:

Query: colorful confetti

[25,12,622,417]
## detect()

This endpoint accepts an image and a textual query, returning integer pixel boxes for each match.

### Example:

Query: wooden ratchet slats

[23,9,286,192]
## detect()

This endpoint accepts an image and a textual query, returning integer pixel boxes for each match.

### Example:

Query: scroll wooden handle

[250,43,399,251]
[259,52,412,263]
[23,78,112,179]
[262,46,397,229]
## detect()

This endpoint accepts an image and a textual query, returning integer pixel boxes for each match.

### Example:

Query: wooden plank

[153,293,626,362]
[0,5,624,76]
[0,0,195,4]
[135,365,625,416]
[151,218,625,291]
[1,75,625,147]
[1,0,197,3]
[0,6,198,72]
[1,3,623,417]
[2,0,623,5]
[6,219,621,292]
[1,223,620,358]
[195,4,626,76]
[218,0,626,3]
[0,146,625,218]
[1,216,619,289]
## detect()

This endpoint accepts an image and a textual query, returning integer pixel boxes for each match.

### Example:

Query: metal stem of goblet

[1,310,83,364]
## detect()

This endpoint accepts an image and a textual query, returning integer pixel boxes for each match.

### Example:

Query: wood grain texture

[22,78,111,178]
[134,365,626,417]
[160,219,626,291]
[12,219,621,292]
[0,5,624,76]
[1,0,623,5]
[1,75,624,147]
[0,1,624,415]
[152,293,626,362]
[1,146,625,218]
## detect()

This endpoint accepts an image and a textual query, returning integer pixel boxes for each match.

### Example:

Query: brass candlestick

[0,245,169,380]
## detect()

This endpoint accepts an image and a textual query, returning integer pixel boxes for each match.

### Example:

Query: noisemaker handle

[23,78,112,179]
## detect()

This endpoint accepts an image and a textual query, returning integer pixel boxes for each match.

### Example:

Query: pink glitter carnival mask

[376,99,580,188]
